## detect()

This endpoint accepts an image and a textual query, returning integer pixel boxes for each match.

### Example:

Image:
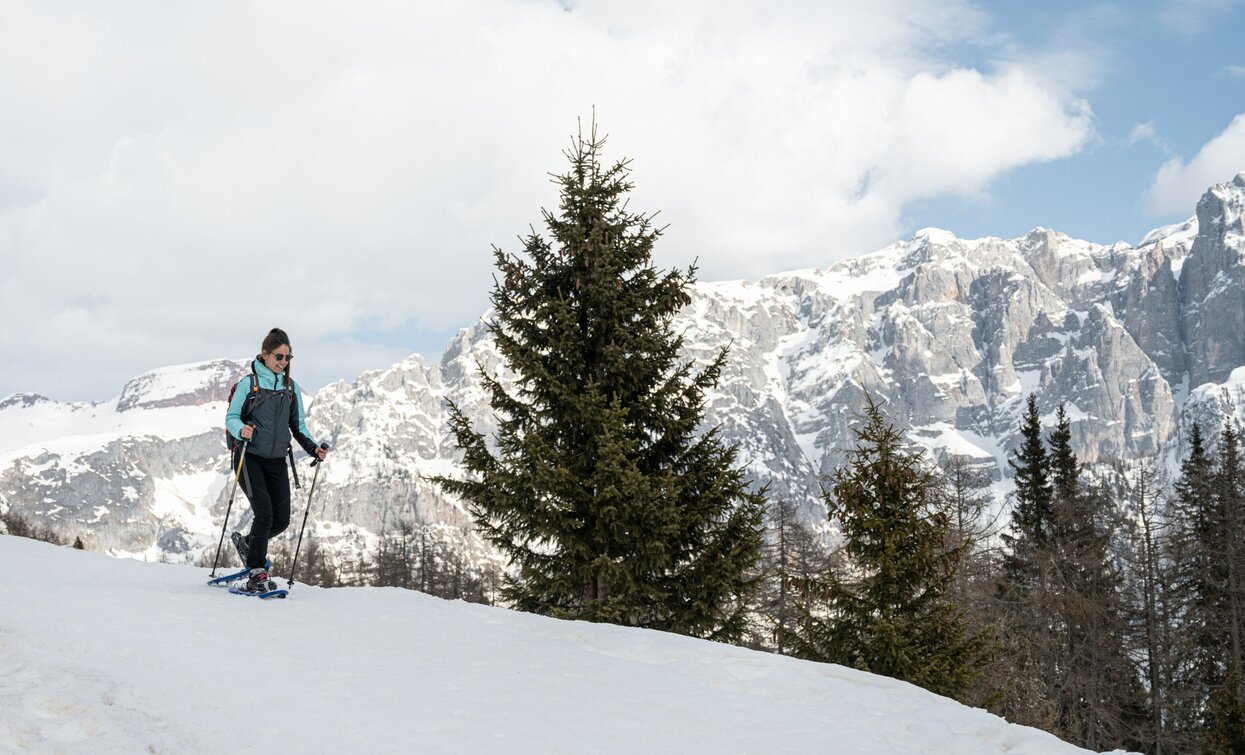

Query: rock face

[115,360,247,413]
[2,174,1245,567]
[1180,174,1245,388]
[0,360,249,559]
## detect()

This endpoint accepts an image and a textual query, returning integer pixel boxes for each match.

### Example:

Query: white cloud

[1128,121,1157,145]
[1157,0,1243,35]
[0,0,1094,400]
[1127,120,1172,153]
[1146,113,1245,216]
[1226,64,1245,77]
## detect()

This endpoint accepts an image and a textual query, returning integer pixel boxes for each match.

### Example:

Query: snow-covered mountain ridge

[0,536,1120,754]
[2,174,1245,564]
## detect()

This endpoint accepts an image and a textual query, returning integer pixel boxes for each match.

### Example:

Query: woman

[225,328,328,593]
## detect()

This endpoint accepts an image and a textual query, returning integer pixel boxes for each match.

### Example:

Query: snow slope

[0,537,1116,754]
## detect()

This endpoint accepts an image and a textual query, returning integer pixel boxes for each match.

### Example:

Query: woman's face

[262,345,292,373]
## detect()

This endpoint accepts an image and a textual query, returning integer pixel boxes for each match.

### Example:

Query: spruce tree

[1211,422,1245,743]
[1007,393,1054,559]
[1162,419,1245,752]
[1207,666,1245,754]
[1166,422,1220,747]
[1216,425,1245,669]
[1047,404,1078,504]
[431,123,765,640]
[1006,403,1145,750]
[995,393,1058,731]
[791,395,990,700]
[1163,420,1245,750]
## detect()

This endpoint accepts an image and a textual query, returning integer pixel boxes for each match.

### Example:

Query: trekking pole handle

[310,442,330,467]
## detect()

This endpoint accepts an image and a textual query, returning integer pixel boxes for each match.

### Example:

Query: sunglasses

[269,353,293,362]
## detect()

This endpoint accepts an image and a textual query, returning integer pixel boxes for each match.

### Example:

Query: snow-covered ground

[0,537,1118,754]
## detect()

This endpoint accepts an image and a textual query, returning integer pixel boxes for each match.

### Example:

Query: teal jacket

[225,359,319,458]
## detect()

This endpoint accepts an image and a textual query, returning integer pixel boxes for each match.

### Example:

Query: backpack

[223,365,304,489]
[224,370,260,451]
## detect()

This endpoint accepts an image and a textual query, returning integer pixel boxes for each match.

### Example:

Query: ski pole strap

[288,446,301,490]
[237,445,253,500]
[232,442,247,480]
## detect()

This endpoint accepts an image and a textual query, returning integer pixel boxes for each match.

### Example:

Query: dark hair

[259,327,292,386]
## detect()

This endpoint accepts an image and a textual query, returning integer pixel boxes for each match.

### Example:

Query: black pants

[240,453,291,570]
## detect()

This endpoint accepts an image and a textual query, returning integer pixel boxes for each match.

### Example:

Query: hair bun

[260,328,292,356]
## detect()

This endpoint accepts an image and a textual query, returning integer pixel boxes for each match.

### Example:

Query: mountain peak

[1195,170,1245,239]
[115,359,249,412]
[0,393,52,411]
[912,227,959,246]
[1140,216,1198,247]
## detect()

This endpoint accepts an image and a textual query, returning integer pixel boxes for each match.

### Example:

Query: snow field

[0,537,1118,754]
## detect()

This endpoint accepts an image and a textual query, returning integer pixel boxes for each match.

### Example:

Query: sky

[1,0,1244,402]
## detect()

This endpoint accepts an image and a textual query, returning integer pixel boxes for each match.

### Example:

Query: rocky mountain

[3,173,1244,568]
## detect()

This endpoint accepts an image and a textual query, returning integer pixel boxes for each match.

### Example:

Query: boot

[241,567,276,594]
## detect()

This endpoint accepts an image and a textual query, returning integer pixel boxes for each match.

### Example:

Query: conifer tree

[995,393,1058,730]
[1048,404,1079,504]
[1217,425,1245,664]
[1163,419,1245,750]
[431,123,765,640]
[1211,422,1245,743]
[1002,403,1145,750]
[791,395,990,700]
[1007,393,1054,563]
[1207,666,1245,754]
[1166,422,1220,747]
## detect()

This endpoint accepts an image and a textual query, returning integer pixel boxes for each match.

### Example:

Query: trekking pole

[210,438,250,578]
[288,442,330,590]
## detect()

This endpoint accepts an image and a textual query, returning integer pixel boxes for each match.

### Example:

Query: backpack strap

[238,370,259,424]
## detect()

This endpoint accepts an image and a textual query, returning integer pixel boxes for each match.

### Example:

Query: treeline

[1,509,83,549]
[195,523,504,605]
[750,393,1245,753]
[4,504,502,605]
